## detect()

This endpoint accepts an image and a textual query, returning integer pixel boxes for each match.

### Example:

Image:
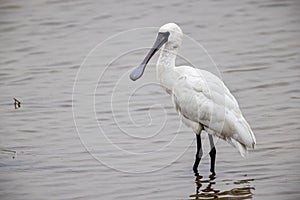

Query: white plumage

[171,67,256,156]
[130,23,256,173]
[154,23,256,156]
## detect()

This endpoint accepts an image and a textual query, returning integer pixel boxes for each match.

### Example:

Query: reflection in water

[190,174,255,199]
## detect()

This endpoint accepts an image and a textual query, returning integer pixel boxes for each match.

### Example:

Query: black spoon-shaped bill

[130,32,170,81]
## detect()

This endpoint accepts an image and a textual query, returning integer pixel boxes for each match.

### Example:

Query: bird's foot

[194,172,203,179]
[209,172,216,179]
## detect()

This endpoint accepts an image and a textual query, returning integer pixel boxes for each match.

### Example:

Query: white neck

[156,43,179,91]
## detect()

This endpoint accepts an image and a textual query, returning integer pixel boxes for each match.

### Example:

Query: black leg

[193,133,203,174]
[208,134,216,174]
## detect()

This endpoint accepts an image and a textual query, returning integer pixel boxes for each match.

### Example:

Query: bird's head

[158,23,183,49]
[130,23,183,81]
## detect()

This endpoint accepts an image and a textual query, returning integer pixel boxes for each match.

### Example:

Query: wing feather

[172,67,256,154]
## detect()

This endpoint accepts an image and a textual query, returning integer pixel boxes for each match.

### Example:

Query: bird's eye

[173,45,178,49]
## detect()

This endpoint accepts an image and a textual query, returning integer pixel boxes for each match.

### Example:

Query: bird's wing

[172,67,256,154]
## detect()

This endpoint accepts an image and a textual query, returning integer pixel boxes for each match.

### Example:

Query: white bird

[130,23,256,175]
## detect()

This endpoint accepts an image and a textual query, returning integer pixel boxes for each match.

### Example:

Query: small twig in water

[13,98,21,109]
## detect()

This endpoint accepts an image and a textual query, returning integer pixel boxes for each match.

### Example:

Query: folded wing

[172,67,256,156]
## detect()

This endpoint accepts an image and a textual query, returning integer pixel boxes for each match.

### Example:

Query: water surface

[1,0,300,199]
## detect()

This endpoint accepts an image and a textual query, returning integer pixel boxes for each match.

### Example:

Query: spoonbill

[129,23,256,175]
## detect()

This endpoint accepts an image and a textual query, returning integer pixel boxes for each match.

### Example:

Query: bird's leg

[193,133,203,174]
[208,134,216,175]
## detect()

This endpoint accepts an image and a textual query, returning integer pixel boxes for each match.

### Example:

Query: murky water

[1,0,300,199]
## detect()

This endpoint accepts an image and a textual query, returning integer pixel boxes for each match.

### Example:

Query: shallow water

[1,0,300,199]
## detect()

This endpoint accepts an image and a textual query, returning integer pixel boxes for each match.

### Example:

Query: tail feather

[204,126,254,157]
[227,138,248,157]
[234,116,256,149]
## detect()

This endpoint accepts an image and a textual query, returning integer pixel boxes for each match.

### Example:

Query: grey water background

[1,0,300,199]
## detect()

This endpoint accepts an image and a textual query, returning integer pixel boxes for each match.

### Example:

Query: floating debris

[13,98,21,109]
[0,149,17,159]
